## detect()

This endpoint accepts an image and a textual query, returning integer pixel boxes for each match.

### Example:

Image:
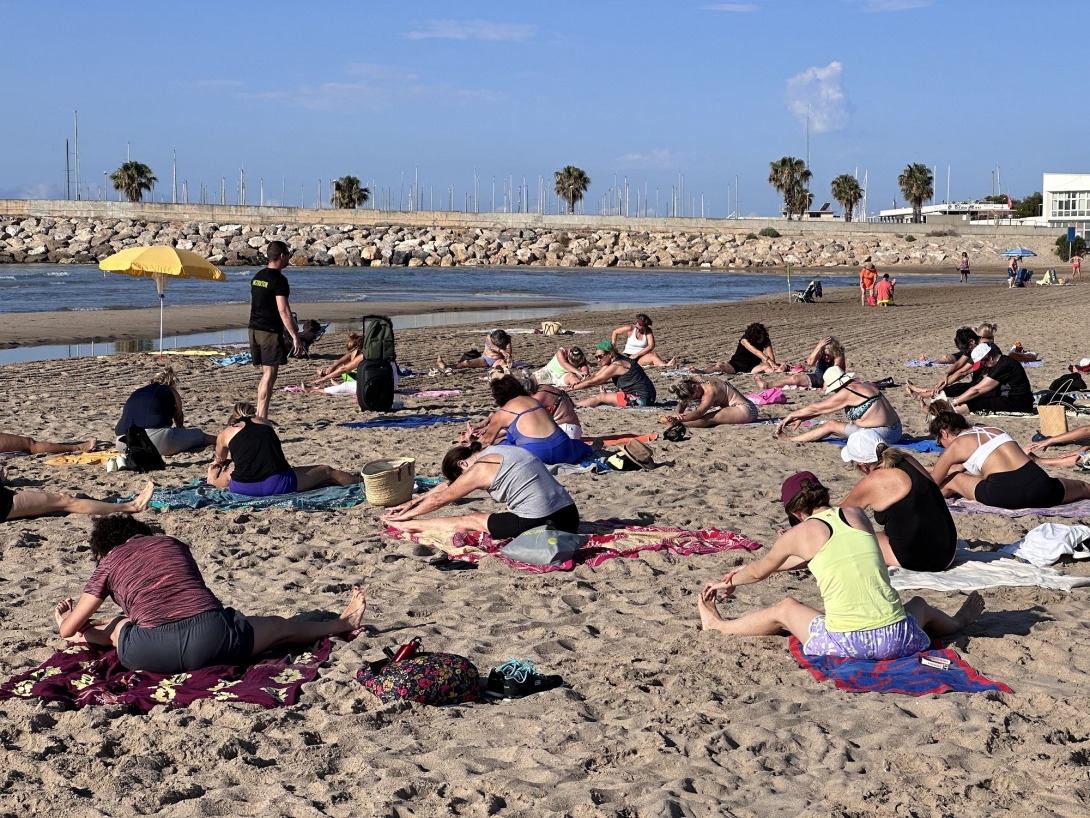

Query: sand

[2,280,1090,817]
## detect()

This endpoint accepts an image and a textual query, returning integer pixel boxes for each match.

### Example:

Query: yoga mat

[340,414,468,429]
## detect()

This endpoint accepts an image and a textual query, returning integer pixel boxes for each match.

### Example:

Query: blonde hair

[669,379,700,401]
[874,443,906,470]
[228,401,257,425]
[976,322,997,338]
[823,338,845,361]
[346,332,363,354]
[151,366,177,387]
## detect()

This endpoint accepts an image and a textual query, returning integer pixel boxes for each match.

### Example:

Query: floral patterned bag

[357,652,480,705]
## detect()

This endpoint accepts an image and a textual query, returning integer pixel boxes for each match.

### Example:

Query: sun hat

[841,428,884,464]
[781,471,822,509]
[620,440,655,469]
[822,366,854,394]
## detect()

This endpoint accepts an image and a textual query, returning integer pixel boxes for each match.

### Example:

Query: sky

[1,0,1085,218]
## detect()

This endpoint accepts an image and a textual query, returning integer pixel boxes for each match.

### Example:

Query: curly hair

[742,322,769,346]
[822,338,845,361]
[442,441,483,483]
[346,332,363,354]
[490,374,529,406]
[89,515,159,562]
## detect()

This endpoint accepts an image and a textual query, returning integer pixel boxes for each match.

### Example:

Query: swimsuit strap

[500,404,546,420]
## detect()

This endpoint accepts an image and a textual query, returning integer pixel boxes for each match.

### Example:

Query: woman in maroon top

[54,516,368,674]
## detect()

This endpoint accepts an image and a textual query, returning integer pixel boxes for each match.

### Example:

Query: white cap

[841,428,884,464]
[971,344,992,364]
[1080,358,1090,368]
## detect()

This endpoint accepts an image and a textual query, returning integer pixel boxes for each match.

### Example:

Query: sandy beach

[2,280,1089,816]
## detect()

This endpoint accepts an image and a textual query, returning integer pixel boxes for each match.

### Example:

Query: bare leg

[941,472,983,500]
[450,357,488,370]
[681,405,758,428]
[0,433,98,455]
[575,393,622,408]
[636,352,677,367]
[257,365,279,419]
[293,464,360,491]
[777,420,846,443]
[8,482,154,520]
[754,373,809,390]
[698,591,821,643]
[1029,451,1084,468]
[1059,478,1090,503]
[690,363,736,375]
[248,586,368,655]
[904,592,984,637]
[79,615,130,648]
[386,512,492,535]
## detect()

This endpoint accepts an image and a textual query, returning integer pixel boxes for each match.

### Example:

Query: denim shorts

[803,615,930,660]
[843,419,902,445]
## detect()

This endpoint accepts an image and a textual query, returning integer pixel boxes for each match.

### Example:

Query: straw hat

[621,440,656,469]
[822,366,855,394]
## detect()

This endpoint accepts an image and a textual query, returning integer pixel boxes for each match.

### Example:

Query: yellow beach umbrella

[99,246,226,354]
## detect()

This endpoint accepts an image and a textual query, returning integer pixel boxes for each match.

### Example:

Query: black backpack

[357,360,395,411]
[362,315,395,362]
[120,423,166,472]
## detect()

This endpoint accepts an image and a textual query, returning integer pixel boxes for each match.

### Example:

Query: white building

[875,201,1010,224]
[1043,173,1090,239]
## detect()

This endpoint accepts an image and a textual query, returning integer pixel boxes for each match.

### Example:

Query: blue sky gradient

[1,0,1083,217]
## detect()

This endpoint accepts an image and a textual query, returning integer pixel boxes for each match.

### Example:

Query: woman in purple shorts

[696,471,985,660]
[207,402,360,496]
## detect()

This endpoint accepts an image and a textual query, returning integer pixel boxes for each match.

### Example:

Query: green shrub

[904,234,916,242]
[745,232,759,240]
[758,227,780,238]
[1055,234,1087,261]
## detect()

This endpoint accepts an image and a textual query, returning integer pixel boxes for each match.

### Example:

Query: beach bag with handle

[362,458,415,506]
[361,315,396,362]
[541,320,562,336]
[119,423,166,472]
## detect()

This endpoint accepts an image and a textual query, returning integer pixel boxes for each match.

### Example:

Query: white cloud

[0,181,64,199]
[407,19,536,41]
[784,61,854,133]
[857,0,931,10]
[258,63,502,111]
[618,149,677,167]
[700,3,758,10]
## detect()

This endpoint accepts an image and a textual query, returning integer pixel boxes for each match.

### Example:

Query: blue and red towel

[789,636,1013,696]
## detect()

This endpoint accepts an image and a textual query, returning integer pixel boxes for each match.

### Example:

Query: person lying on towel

[383,442,578,538]
[53,515,368,674]
[697,471,984,661]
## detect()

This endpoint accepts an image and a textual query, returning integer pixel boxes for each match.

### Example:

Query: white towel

[889,548,1090,593]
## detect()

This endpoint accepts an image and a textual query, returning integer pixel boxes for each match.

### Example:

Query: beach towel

[548,457,612,475]
[825,437,944,454]
[745,388,787,406]
[888,547,1090,592]
[340,414,468,429]
[126,480,370,511]
[946,497,1090,519]
[384,519,761,573]
[589,433,658,446]
[212,352,252,366]
[904,359,951,368]
[788,637,1012,696]
[44,450,121,466]
[0,639,336,711]
[400,389,463,398]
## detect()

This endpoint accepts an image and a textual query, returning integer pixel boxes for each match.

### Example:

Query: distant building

[1043,173,1090,239]
[876,201,1011,224]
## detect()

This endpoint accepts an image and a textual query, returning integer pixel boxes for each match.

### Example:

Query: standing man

[249,241,300,418]
[859,263,877,306]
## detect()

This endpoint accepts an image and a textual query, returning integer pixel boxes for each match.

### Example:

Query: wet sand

[2,280,1089,816]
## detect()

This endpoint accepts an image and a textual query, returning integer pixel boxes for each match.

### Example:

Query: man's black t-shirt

[983,354,1033,408]
[248,268,290,333]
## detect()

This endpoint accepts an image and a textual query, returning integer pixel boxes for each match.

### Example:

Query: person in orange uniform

[859,263,878,306]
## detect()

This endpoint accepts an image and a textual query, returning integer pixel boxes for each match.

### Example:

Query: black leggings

[975,462,1066,509]
[487,504,580,539]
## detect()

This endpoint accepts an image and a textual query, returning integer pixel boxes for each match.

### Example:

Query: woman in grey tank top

[383,443,578,539]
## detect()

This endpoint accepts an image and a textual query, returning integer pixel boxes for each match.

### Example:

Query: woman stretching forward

[776,367,902,445]
[207,403,360,496]
[54,515,367,674]
[698,471,984,659]
[660,378,757,427]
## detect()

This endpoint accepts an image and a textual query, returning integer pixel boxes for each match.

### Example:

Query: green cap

[596,341,614,353]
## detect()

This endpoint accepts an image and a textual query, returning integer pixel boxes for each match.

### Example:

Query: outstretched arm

[1025,424,1090,453]
[382,463,493,522]
[567,363,621,391]
[56,593,105,639]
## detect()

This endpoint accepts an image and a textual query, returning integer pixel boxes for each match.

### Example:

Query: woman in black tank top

[840,432,957,572]
[206,403,362,497]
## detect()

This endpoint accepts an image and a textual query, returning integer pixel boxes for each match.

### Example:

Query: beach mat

[589,433,658,446]
[888,548,1090,592]
[44,450,120,466]
[825,437,944,454]
[131,477,445,511]
[946,498,1090,519]
[0,639,337,711]
[384,519,762,573]
[341,414,468,429]
[788,637,1013,696]
[400,389,463,398]
[212,352,252,366]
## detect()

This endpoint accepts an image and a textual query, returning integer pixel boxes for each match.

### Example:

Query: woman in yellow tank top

[697,471,985,659]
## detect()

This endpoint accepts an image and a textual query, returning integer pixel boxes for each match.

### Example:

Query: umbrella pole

[159,293,164,356]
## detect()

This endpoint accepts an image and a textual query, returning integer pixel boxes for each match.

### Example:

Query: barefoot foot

[130,481,155,513]
[952,590,985,630]
[665,357,678,367]
[697,590,725,631]
[339,586,368,630]
[79,438,98,453]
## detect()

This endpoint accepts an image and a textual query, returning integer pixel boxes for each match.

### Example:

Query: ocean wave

[45,271,70,277]
[0,275,15,280]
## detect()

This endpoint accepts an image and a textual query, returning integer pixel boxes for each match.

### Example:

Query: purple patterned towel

[0,639,335,711]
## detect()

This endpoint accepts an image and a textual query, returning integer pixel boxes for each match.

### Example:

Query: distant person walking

[958,252,970,283]
[859,263,877,306]
[1073,253,1082,283]
[249,241,300,418]
[1007,256,1019,289]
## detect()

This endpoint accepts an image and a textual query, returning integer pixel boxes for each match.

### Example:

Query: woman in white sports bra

[928,407,1090,509]
[609,314,676,368]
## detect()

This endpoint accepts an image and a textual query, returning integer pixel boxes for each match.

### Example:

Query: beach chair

[287,313,329,358]
[792,280,823,303]
[1014,268,1032,287]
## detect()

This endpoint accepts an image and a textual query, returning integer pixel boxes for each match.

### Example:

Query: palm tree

[331,175,370,209]
[897,163,934,223]
[768,157,811,220]
[830,174,863,222]
[110,161,157,203]
[554,166,591,214]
